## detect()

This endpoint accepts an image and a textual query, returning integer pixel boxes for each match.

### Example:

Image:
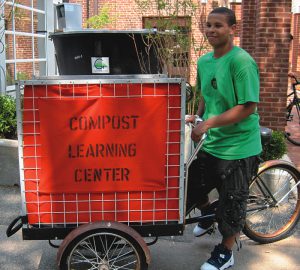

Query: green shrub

[0,95,17,139]
[84,4,115,29]
[261,130,287,161]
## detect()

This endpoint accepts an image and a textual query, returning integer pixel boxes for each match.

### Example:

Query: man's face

[205,13,236,49]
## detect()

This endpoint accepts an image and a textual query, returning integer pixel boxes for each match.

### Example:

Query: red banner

[38,97,167,193]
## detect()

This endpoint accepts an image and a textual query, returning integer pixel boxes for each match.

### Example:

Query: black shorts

[187,151,260,238]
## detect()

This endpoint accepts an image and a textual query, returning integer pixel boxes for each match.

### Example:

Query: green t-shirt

[197,46,262,160]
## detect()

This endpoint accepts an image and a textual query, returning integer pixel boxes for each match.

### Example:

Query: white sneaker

[193,222,214,237]
[193,201,217,237]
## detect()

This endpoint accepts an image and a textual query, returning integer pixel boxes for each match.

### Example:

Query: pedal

[207,223,216,235]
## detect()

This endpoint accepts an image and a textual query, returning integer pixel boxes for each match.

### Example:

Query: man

[187,7,262,270]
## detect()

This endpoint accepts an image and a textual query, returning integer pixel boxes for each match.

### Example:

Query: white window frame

[292,0,300,13]
[0,0,56,94]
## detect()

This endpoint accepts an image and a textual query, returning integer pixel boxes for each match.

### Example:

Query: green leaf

[0,95,17,139]
[261,131,287,161]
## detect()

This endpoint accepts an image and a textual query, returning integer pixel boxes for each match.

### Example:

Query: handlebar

[185,115,206,169]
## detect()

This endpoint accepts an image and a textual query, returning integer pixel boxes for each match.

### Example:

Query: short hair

[210,7,236,26]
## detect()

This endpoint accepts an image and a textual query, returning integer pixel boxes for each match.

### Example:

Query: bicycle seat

[260,126,272,145]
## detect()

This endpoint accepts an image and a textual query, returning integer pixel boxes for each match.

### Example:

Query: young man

[187,7,262,270]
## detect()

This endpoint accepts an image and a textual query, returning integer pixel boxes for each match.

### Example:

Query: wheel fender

[258,160,300,177]
[57,221,151,268]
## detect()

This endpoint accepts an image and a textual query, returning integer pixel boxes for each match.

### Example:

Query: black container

[49,30,163,75]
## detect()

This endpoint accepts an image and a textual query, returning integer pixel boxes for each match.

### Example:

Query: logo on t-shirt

[211,78,217,89]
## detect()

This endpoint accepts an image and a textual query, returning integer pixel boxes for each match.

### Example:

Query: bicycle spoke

[115,260,138,270]
[109,240,129,269]
[66,231,142,270]
[71,249,98,268]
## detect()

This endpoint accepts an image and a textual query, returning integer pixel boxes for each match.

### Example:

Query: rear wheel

[243,163,300,243]
[285,101,300,145]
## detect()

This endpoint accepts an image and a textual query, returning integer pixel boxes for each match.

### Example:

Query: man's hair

[210,7,236,26]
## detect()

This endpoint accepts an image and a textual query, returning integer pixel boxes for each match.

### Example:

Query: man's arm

[191,102,257,141]
[196,97,205,117]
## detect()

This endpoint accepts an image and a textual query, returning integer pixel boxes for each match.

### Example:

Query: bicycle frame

[285,76,300,145]
[287,81,300,115]
[287,78,300,121]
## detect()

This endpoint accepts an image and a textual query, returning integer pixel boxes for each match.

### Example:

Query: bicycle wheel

[285,101,300,145]
[58,226,148,270]
[243,162,300,243]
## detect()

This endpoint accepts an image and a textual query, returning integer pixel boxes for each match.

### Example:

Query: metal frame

[49,29,160,36]
[22,223,184,240]
[21,74,171,84]
[17,76,186,240]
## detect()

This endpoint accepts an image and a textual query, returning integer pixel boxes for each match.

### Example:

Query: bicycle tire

[243,161,300,244]
[285,101,300,146]
[58,228,148,270]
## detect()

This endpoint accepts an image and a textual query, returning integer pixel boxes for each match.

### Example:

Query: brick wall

[291,13,300,73]
[230,3,241,46]
[241,0,292,131]
[240,0,256,57]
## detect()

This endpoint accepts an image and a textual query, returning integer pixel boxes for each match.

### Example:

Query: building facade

[2,0,300,131]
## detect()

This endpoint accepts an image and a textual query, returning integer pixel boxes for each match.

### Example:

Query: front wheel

[243,162,300,243]
[58,223,148,270]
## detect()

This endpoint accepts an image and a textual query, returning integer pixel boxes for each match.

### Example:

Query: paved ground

[1,185,300,270]
[287,141,300,171]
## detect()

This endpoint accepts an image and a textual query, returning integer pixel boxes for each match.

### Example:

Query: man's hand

[185,115,196,123]
[191,121,210,142]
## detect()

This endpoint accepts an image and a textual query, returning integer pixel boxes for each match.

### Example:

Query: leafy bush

[84,4,115,29]
[261,130,287,161]
[0,95,17,139]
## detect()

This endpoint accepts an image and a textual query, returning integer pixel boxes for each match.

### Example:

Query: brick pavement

[287,141,300,170]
